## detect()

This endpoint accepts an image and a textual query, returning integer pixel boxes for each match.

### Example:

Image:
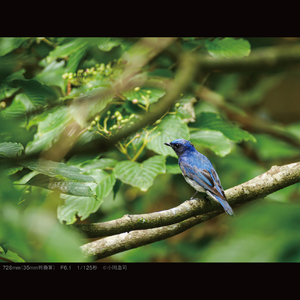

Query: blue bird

[164,139,234,216]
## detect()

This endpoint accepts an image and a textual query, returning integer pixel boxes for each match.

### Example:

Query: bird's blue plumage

[164,139,234,216]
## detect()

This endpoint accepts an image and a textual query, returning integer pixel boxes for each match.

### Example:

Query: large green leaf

[0,38,28,56]
[95,171,116,200]
[47,38,88,61]
[46,38,122,73]
[0,249,25,263]
[97,38,122,52]
[35,60,66,91]
[4,76,58,110]
[165,156,181,174]
[57,195,102,224]
[205,38,251,59]
[19,158,95,182]
[0,94,27,125]
[190,129,232,157]
[192,112,256,143]
[0,142,23,158]
[82,168,116,200]
[114,155,166,192]
[56,168,115,224]
[146,115,190,157]
[25,107,71,154]
[25,174,94,197]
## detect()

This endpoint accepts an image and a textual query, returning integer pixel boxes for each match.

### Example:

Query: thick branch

[79,162,300,259]
[80,211,220,260]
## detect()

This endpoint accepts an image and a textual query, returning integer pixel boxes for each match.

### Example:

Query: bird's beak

[164,142,171,147]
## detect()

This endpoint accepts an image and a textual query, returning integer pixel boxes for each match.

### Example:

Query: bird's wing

[179,159,226,201]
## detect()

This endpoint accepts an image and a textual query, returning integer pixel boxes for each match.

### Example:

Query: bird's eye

[174,144,179,148]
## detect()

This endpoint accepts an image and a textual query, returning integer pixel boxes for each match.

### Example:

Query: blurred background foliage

[1,37,300,262]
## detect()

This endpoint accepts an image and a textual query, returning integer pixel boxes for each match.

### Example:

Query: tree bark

[78,162,300,260]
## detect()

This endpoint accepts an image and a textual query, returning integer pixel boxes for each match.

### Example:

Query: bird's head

[164,139,195,157]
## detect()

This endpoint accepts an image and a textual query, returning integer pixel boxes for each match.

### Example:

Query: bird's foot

[190,191,199,200]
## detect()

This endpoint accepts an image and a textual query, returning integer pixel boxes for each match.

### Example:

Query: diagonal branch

[198,44,300,73]
[79,161,300,260]
[198,87,300,151]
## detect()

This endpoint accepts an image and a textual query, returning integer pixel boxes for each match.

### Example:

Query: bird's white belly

[183,175,206,193]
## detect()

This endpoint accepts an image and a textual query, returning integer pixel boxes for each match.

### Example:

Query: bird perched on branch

[164,139,234,216]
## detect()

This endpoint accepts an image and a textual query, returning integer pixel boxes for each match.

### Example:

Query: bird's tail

[206,191,235,216]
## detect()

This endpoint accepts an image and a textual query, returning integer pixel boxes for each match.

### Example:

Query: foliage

[1,37,300,262]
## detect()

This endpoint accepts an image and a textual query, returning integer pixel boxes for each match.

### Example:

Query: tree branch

[59,44,300,159]
[78,161,300,260]
[198,44,300,73]
[10,43,300,163]
[198,87,300,151]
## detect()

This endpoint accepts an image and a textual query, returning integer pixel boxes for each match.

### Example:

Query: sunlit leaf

[0,249,25,262]
[19,158,95,182]
[146,115,190,157]
[205,38,251,59]
[25,174,94,197]
[0,142,23,157]
[114,155,166,192]
[82,167,116,200]
[57,195,102,225]
[0,38,28,56]
[95,171,116,200]
[25,107,71,155]
[190,129,232,157]
[192,112,256,143]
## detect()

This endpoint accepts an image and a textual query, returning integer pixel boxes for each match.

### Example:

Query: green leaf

[114,155,166,192]
[47,38,88,61]
[205,38,251,59]
[165,156,181,174]
[11,79,57,108]
[192,112,256,143]
[0,38,28,56]
[25,107,71,155]
[113,179,122,200]
[146,115,190,157]
[25,174,94,197]
[67,48,87,73]
[57,195,102,224]
[0,95,27,124]
[0,142,23,157]
[95,171,116,200]
[190,129,232,157]
[82,167,116,200]
[97,38,122,52]
[0,249,25,262]
[35,60,66,91]
[19,158,95,182]
[82,158,118,170]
